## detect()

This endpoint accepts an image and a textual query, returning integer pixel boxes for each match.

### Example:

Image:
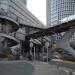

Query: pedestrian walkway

[25,60,68,75]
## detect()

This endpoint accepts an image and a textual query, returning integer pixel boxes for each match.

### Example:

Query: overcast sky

[27,0,46,25]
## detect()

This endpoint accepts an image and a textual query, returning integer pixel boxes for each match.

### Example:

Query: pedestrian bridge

[26,19,75,57]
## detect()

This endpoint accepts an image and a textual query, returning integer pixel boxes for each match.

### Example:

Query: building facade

[0,0,45,57]
[21,0,27,6]
[0,0,19,52]
[19,0,27,7]
[47,0,75,27]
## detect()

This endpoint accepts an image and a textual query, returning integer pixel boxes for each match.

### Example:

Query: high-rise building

[47,0,75,27]
[21,0,27,6]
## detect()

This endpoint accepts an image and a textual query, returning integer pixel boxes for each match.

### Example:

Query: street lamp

[45,41,49,62]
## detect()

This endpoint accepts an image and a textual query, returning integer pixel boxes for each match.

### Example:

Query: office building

[21,0,27,6]
[47,0,75,27]
[19,0,27,7]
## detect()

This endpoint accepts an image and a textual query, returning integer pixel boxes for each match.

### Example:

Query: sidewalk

[25,60,68,75]
[0,60,73,75]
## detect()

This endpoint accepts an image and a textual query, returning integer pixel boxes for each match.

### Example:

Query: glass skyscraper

[21,0,27,6]
[47,0,75,27]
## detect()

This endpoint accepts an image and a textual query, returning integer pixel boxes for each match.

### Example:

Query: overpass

[26,19,75,57]
[26,19,75,38]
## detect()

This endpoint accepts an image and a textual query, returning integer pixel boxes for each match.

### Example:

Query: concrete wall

[16,28,26,41]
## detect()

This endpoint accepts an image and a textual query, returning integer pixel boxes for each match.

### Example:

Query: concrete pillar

[42,46,44,62]
[0,33,4,50]
[47,47,48,62]
[4,39,8,48]
[33,46,36,60]
[52,27,75,57]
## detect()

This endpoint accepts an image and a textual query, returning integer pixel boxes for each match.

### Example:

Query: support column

[29,38,34,60]
[47,47,48,62]
[42,46,44,62]
[33,46,36,60]
[45,41,49,63]
[51,27,75,57]
[4,39,8,48]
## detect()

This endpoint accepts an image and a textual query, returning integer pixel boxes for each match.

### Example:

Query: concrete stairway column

[51,27,75,57]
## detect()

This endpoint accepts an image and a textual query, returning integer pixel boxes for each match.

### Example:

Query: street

[0,61,34,75]
[0,60,69,75]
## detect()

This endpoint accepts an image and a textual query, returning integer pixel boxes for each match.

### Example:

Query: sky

[27,0,46,25]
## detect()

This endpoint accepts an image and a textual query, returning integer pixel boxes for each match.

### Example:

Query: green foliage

[3,47,12,55]
[7,55,14,60]
[70,44,75,50]
[50,42,55,47]
[3,47,15,60]
[55,48,62,54]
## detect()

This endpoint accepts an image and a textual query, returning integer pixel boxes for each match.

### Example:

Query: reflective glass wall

[0,0,10,13]
[21,0,27,7]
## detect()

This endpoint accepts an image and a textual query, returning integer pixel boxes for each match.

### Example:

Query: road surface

[0,60,69,75]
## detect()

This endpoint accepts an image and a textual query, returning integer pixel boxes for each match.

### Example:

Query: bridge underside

[26,19,75,57]
[52,27,75,57]
[26,19,75,39]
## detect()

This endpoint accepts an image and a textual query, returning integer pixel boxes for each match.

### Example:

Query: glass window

[19,0,27,6]
[0,0,10,12]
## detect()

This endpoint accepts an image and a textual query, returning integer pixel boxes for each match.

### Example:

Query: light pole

[45,41,49,63]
